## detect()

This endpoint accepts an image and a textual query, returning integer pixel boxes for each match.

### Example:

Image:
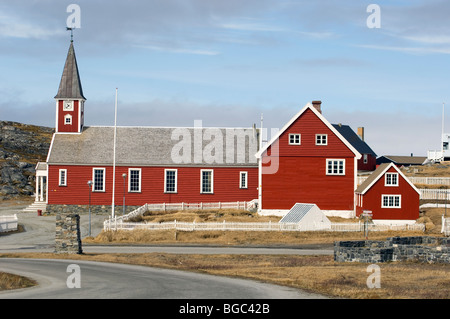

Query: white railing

[411,177,450,186]
[0,215,18,233]
[442,216,450,236]
[103,219,425,233]
[427,150,443,162]
[419,188,450,200]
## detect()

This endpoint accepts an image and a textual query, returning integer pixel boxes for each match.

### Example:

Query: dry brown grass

[401,162,450,177]
[0,272,36,290]
[85,229,428,246]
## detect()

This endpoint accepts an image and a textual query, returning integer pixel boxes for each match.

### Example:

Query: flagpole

[112,88,118,218]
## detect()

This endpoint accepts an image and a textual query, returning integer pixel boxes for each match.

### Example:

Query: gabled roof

[54,42,86,100]
[355,163,420,195]
[332,124,376,157]
[47,126,259,166]
[377,155,426,166]
[256,103,361,159]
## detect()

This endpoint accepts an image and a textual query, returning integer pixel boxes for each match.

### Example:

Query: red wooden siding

[355,166,419,220]
[57,100,80,133]
[48,165,258,206]
[261,108,356,211]
[358,154,376,171]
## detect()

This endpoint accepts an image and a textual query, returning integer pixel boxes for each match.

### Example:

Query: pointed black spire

[54,41,86,100]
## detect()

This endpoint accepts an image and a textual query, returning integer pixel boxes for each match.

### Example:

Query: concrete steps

[23,201,47,213]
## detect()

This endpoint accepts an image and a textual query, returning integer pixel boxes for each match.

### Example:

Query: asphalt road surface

[0,202,330,300]
[0,258,326,299]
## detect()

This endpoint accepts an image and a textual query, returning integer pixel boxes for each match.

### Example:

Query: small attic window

[289,134,301,145]
[385,173,398,186]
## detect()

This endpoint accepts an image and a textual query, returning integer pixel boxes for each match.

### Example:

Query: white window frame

[315,134,328,145]
[200,169,214,194]
[64,114,72,125]
[164,169,178,193]
[381,195,401,208]
[363,154,368,164]
[385,173,399,186]
[288,133,301,145]
[128,168,141,193]
[239,171,248,189]
[59,169,67,186]
[92,168,106,192]
[326,159,346,176]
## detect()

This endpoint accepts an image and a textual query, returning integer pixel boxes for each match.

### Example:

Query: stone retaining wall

[46,204,140,216]
[55,213,82,254]
[334,236,450,263]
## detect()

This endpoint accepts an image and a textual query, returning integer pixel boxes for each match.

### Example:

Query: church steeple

[55,40,86,133]
[55,41,86,100]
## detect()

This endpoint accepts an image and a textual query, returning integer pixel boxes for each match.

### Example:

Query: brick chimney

[312,100,322,114]
[357,127,364,141]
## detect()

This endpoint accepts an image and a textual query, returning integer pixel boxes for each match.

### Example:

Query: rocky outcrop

[0,121,53,200]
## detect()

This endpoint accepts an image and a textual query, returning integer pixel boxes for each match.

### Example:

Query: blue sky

[1,0,450,156]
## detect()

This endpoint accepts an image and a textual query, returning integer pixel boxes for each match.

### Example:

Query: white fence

[358,175,450,186]
[104,218,425,233]
[419,189,450,200]
[0,215,18,233]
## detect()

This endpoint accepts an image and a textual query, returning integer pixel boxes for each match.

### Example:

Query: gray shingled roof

[54,42,86,100]
[47,126,259,166]
[279,203,316,223]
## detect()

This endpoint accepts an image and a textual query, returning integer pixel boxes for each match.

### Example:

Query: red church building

[355,163,420,223]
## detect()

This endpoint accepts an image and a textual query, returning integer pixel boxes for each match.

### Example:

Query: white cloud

[0,13,63,39]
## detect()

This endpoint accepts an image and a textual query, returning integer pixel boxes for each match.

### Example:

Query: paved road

[0,258,326,299]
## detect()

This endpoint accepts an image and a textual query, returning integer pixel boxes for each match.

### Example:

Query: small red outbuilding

[355,163,420,223]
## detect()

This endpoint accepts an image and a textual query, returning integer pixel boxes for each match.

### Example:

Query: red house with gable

[256,101,362,217]
[355,163,420,223]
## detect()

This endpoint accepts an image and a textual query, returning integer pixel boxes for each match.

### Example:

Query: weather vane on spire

[66,27,74,42]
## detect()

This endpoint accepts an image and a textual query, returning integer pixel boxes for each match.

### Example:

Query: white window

[363,154,368,164]
[128,168,141,192]
[382,195,401,208]
[64,114,72,125]
[93,168,105,192]
[385,173,399,186]
[316,134,328,145]
[289,134,301,145]
[201,170,214,194]
[59,169,67,186]
[326,159,345,175]
[240,171,248,189]
[164,169,178,193]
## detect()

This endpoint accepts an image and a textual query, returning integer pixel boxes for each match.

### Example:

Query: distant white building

[427,133,450,162]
